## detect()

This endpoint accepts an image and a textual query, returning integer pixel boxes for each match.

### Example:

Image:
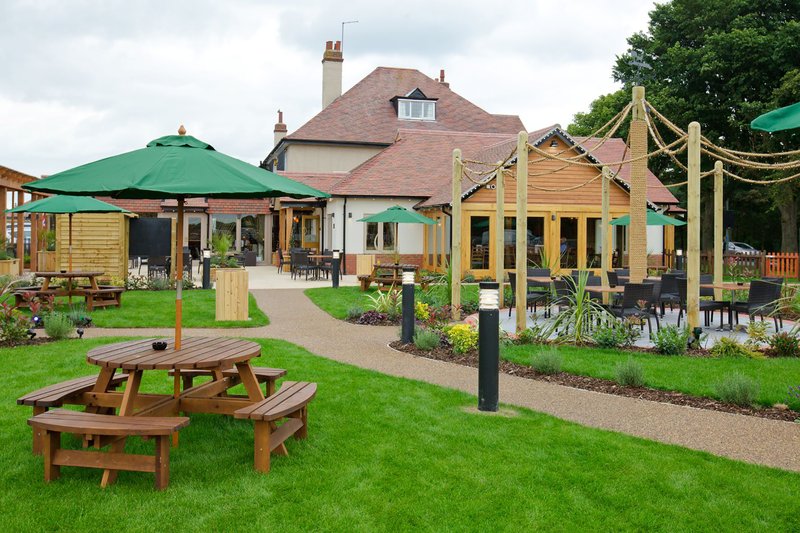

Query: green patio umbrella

[358,205,435,254]
[23,127,330,349]
[751,101,800,132]
[610,210,686,226]
[6,195,131,271]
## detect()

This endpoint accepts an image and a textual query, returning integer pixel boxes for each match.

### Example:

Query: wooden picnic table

[35,270,104,293]
[358,263,421,291]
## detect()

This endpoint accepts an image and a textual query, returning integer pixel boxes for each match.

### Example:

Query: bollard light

[400,267,415,344]
[478,281,500,412]
[332,250,341,289]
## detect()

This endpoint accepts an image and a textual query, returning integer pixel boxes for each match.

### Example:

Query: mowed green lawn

[305,285,480,320]
[1,338,798,530]
[503,344,800,411]
[26,290,268,328]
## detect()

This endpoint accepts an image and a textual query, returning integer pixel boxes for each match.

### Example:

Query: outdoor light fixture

[333,250,340,259]
[676,249,683,256]
[203,249,211,259]
[76,328,84,339]
[402,270,415,285]
[401,268,416,343]
[479,284,500,310]
[27,329,36,340]
[31,315,41,326]
[550,139,558,148]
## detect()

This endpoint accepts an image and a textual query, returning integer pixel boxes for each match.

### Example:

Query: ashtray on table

[152,341,168,351]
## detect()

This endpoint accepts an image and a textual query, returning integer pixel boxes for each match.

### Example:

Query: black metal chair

[656,273,680,317]
[291,250,317,280]
[609,282,659,335]
[606,271,619,287]
[733,280,783,330]
[526,267,551,293]
[147,255,167,278]
[508,274,549,317]
[676,277,726,328]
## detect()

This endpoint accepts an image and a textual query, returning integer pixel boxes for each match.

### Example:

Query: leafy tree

[569,0,800,251]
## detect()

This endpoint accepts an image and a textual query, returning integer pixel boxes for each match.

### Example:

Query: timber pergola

[0,165,47,274]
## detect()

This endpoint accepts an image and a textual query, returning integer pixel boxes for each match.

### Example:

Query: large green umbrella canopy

[22,129,331,349]
[7,195,131,296]
[751,101,800,132]
[610,210,686,226]
[359,205,435,253]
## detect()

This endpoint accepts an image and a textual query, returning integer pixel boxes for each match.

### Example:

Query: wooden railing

[661,250,799,279]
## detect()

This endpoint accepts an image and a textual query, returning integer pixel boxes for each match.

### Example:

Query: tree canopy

[568,0,800,250]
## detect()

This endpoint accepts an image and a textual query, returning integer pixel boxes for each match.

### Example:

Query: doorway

[301,215,320,251]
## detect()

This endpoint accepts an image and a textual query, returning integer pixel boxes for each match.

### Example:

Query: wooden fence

[661,249,799,278]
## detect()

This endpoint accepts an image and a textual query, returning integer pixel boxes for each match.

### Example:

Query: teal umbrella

[751,101,800,132]
[22,127,331,349]
[6,195,130,271]
[610,210,686,226]
[358,205,435,253]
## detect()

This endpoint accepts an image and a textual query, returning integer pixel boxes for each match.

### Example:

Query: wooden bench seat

[234,381,317,473]
[81,287,124,312]
[28,409,189,490]
[169,367,287,396]
[19,373,130,454]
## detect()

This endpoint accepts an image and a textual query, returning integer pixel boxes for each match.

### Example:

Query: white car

[726,241,758,254]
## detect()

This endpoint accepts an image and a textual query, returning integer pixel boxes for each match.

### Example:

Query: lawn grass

[504,343,800,410]
[1,338,799,530]
[305,285,480,320]
[37,290,269,328]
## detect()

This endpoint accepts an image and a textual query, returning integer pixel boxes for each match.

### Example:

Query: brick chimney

[273,110,287,147]
[321,40,343,108]
[438,69,449,88]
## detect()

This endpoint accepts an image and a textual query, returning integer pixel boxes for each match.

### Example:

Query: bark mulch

[390,341,799,423]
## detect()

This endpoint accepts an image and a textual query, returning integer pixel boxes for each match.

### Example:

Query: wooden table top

[701,282,750,291]
[87,337,261,371]
[308,255,332,259]
[35,271,104,278]
[374,263,418,270]
[527,276,554,284]
[588,285,625,293]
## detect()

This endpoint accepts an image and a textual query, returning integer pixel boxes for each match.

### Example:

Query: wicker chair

[508,275,549,317]
[609,283,659,335]
[676,277,726,328]
[733,280,782,330]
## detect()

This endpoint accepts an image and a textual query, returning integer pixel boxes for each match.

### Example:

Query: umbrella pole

[68,213,73,305]
[175,199,184,350]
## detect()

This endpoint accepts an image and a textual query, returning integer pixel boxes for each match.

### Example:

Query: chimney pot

[334,40,341,51]
[278,110,283,123]
[326,40,333,50]
[440,69,445,82]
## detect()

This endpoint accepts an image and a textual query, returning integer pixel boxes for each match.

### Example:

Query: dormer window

[391,88,438,121]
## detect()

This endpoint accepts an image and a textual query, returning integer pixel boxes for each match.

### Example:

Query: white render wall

[326,197,426,255]
[647,225,665,254]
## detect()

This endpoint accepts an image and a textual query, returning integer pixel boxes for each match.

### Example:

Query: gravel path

[84,288,800,472]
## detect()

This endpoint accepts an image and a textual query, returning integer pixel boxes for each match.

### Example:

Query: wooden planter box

[0,259,20,276]
[215,268,248,321]
[38,251,56,272]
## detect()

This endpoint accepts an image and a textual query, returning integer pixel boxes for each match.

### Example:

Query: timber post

[515,131,528,333]
[451,148,462,320]
[601,166,612,303]
[629,85,648,283]
[687,122,701,330]
[713,161,724,301]
[494,162,505,308]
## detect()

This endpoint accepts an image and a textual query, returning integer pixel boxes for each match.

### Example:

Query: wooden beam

[451,148,462,320]
[629,85,648,283]
[515,131,528,333]
[687,122,701,330]
[16,191,24,275]
[713,161,724,301]
[601,166,612,303]
[495,162,505,308]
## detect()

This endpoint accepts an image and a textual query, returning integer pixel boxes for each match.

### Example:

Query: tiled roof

[331,130,513,198]
[285,67,525,145]
[419,127,679,207]
[276,171,349,201]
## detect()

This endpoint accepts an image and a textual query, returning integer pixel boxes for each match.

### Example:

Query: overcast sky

[1,0,657,177]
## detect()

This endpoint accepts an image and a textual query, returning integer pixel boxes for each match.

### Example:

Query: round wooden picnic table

[87,337,260,370]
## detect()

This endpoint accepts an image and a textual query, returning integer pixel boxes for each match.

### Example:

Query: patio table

[35,270,104,293]
[308,254,333,280]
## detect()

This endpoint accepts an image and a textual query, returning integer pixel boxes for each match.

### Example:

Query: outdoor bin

[216,268,248,321]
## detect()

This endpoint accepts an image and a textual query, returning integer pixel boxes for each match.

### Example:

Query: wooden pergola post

[629,86,648,283]
[494,162,505,308]
[601,166,612,296]
[30,194,38,272]
[451,148,462,320]
[713,161,724,301]
[16,191,24,275]
[687,122,701,330]
[515,131,528,333]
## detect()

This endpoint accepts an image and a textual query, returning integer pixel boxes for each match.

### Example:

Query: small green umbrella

[751,101,800,132]
[358,205,435,255]
[7,195,131,272]
[23,128,330,349]
[610,210,686,226]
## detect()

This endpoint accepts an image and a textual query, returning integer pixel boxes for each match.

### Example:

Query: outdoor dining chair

[610,282,659,335]
[291,250,317,280]
[276,249,287,274]
[147,256,167,278]
[675,277,726,328]
[656,272,680,317]
[733,279,783,330]
[526,267,551,293]
[508,274,549,317]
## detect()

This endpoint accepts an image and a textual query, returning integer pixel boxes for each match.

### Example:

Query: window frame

[397,98,436,121]
[363,216,397,253]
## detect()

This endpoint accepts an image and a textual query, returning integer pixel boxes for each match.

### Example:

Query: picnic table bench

[28,409,189,490]
[357,263,432,291]
[234,381,317,473]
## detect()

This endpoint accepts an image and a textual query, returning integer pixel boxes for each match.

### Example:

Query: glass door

[187,216,203,259]
[241,215,265,261]
[301,215,320,251]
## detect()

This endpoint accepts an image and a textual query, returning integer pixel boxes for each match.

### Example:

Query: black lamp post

[401,267,415,344]
[478,281,500,412]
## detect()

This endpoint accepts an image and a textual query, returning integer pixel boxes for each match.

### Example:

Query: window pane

[560,217,578,269]
[411,101,422,118]
[503,217,516,269]
[424,102,435,119]
[383,222,396,251]
[470,216,490,269]
[585,218,601,268]
[366,222,378,250]
[399,100,409,118]
[528,216,545,267]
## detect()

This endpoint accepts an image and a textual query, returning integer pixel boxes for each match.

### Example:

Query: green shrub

[44,312,73,340]
[67,303,91,326]
[746,320,770,347]
[148,276,172,291]
[517,324,551,345]
[768,331,800,358]
[531,348,562,375]
[715,373,759,407]
[651,325,691,355]
[445,324,478,354]
[366,289,402,319]
[615,358,645,387]
[346,305,364,321]
[413,328,441,351]
[592,322,640,349]
[462,273,476,283]
[710,337,761,359]
[0,306,29,343]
